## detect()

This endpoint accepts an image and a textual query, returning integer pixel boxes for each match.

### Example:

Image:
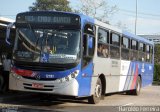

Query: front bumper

[9,74,79,96]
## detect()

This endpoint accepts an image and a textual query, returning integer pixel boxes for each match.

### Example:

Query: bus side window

[110,32,120,59]
[139,42,146,62]
[130,40,138,61]
[121,36,130,60]
[97,28,109,58]
[146,44,150,62]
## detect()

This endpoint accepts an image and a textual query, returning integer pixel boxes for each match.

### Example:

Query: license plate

[32,83,44,89]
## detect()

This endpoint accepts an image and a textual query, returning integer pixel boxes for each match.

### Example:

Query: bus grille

[22,76,57,81]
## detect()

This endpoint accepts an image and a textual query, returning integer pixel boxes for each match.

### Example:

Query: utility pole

[135,0,137,35]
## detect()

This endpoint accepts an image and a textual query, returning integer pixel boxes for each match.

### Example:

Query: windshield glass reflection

[13,28,81,64]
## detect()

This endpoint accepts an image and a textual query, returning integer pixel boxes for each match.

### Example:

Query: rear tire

[133,76,141,95]
[88,78,102,104]
[126,76,141,95]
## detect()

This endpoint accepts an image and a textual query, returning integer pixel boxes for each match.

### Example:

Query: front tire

[88,78,102,104]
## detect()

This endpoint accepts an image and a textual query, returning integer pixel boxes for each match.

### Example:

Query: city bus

[6,11,154,104]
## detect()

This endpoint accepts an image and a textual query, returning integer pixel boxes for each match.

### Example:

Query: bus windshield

[13,28,81,64]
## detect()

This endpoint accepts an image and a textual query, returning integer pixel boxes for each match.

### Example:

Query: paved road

[0,85,160,112]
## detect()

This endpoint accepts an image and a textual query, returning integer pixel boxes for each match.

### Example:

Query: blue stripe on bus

[76,61,93,97]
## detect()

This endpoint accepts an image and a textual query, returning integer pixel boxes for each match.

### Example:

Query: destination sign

[24,16,71,24]
[16,12,80,26]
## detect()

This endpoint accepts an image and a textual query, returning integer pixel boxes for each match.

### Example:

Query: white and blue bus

[6,11,154,104]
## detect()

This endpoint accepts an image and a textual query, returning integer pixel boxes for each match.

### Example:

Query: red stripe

[131,64,138,89]
[12,68,33,77]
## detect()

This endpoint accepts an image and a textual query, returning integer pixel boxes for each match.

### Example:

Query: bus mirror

[6,22,14,45]
[83,34,88,57]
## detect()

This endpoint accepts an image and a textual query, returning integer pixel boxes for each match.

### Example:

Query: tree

[73,0,117,23]
[154,44,160,64]
[29,0,72,12]
[154,44,160,82]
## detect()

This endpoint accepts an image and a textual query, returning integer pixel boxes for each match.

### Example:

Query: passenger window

[97,28,109,58]
[97,43,109,58]
[131,40,138,50]
[121,36,130,49]
[98,29,109,44]
[130,40,138,60]
[146,45,150,62]
[111,33,120,46]
[110,33,120,59]
[139,42,146,61]
[139,43,143,51]
[121,37,130,60]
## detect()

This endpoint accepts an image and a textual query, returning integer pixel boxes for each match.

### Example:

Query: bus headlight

[57,70,79,83]
[68,70,79,80]
[65,76,69,81]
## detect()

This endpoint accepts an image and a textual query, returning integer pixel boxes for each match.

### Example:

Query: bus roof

[123,31,154,45]
[79,14,154,46]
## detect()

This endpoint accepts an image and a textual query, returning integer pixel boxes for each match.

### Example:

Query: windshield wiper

[26,23,39,51]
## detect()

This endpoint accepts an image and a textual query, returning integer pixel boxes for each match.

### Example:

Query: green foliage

[29,0,72,12]
[154,44,160,82]
[154,44,160,64]
[154,64,160,81]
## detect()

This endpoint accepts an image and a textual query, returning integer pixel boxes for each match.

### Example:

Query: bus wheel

[126,76,141,95]
[133,76,141,95]
[88,78,102,104]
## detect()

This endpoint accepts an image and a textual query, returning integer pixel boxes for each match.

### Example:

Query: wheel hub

[95,84,102,98]
[137,81,140,92]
